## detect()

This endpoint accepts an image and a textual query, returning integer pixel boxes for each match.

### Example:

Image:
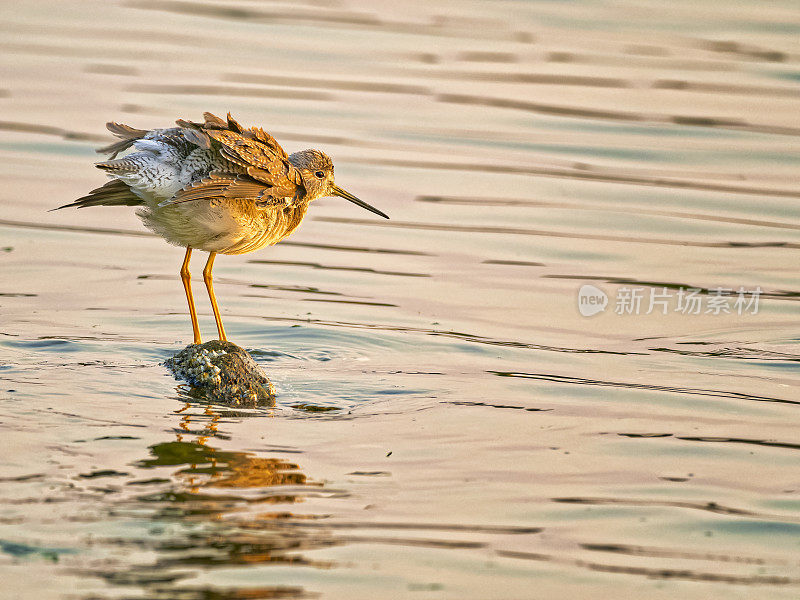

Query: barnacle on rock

[164,340,276,407]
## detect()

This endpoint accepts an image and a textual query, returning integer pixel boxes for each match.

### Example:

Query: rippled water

[2,0,800,598]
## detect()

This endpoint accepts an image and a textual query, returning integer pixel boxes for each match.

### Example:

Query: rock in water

[165,340,276,407]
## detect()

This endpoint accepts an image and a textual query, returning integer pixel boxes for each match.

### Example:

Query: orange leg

[180,247,202,344]
[203,252,227,342]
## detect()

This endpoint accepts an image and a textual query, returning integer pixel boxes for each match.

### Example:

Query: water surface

[1,0,800,598]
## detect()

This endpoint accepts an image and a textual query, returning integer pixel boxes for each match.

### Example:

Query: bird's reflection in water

[143,404,308,496]
[98,404,337,599]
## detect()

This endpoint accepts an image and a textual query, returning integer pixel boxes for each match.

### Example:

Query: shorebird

[56,112,388,344]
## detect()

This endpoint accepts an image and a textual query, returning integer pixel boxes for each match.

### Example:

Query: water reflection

[83,402,543,598]
[92,405,332,599]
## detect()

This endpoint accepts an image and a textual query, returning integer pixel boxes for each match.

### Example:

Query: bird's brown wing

[177,112,305,202]
[53,179,143,210]
[173,171,286,208]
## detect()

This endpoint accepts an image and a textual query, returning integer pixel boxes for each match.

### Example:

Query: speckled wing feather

[177,112,305,202]
[174,171,284,207]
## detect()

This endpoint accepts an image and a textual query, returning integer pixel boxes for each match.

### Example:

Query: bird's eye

[314,170,325,179]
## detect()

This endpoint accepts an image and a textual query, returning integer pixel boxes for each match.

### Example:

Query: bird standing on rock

[56,112,389,344]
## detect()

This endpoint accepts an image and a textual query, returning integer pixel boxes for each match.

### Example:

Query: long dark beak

[331,185,389,219]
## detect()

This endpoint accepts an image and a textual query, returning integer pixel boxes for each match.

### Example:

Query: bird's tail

[95,157,142,174]
[51,179,143,211]
[96,122,149,158]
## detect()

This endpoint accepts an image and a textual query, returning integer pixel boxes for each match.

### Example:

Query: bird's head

[289,149,389,219]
